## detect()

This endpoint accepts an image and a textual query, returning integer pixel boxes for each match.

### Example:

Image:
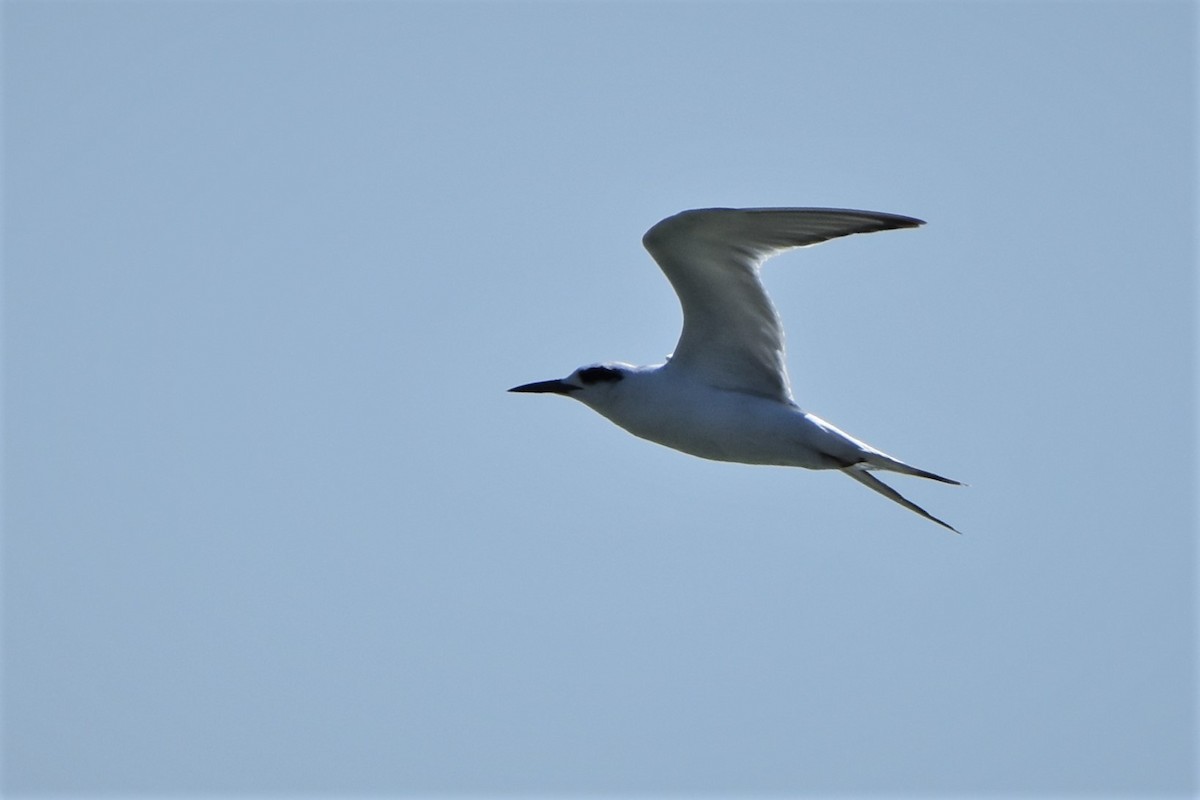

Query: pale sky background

[3,1,1196,797]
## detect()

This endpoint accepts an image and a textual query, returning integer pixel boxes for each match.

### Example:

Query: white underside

[577,365,887,471]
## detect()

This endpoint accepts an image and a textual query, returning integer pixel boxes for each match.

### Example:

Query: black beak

[508,379,579,395]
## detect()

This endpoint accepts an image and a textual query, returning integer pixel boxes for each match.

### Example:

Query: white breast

[579,365,848,469]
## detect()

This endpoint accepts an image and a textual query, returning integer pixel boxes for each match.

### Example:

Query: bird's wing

[642,208,924,400]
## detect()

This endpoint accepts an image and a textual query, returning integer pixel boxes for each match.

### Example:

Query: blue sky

[3,1,1196,796]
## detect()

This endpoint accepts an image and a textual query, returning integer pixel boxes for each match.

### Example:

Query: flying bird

[510,207,962,532]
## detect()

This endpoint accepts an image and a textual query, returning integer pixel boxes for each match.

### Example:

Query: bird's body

[511,207,963,532]
[573,363,864,470]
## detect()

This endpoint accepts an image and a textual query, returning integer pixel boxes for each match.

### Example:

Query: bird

[509,207,962,532]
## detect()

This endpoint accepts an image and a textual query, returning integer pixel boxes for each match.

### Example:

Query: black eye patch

[578,366,624,385]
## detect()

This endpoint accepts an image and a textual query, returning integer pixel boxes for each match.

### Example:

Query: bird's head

[508,362,632,409]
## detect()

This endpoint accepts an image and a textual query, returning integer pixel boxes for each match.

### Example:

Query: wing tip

[644,207,926,243]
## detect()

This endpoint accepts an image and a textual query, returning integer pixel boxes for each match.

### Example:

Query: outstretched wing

[642,208,924,400]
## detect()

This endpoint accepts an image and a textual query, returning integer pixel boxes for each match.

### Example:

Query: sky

[2,1,1196,797]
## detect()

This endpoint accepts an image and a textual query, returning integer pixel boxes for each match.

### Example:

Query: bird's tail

[842,464,961,533]
[863,456,962,486]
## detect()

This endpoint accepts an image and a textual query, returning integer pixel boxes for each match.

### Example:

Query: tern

[510,208,962,532]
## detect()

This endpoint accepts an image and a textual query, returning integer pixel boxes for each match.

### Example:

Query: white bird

[510,207,962,532]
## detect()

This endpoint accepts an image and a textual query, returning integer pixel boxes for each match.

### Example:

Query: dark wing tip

[737,207,925,229]
[644,207,925,247]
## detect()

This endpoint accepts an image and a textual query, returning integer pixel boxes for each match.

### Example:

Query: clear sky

[3,1,1196,797]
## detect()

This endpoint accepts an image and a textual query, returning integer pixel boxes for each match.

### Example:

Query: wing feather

[642,208,924,400]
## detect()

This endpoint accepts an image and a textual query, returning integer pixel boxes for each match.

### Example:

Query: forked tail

[842,466,961,533]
